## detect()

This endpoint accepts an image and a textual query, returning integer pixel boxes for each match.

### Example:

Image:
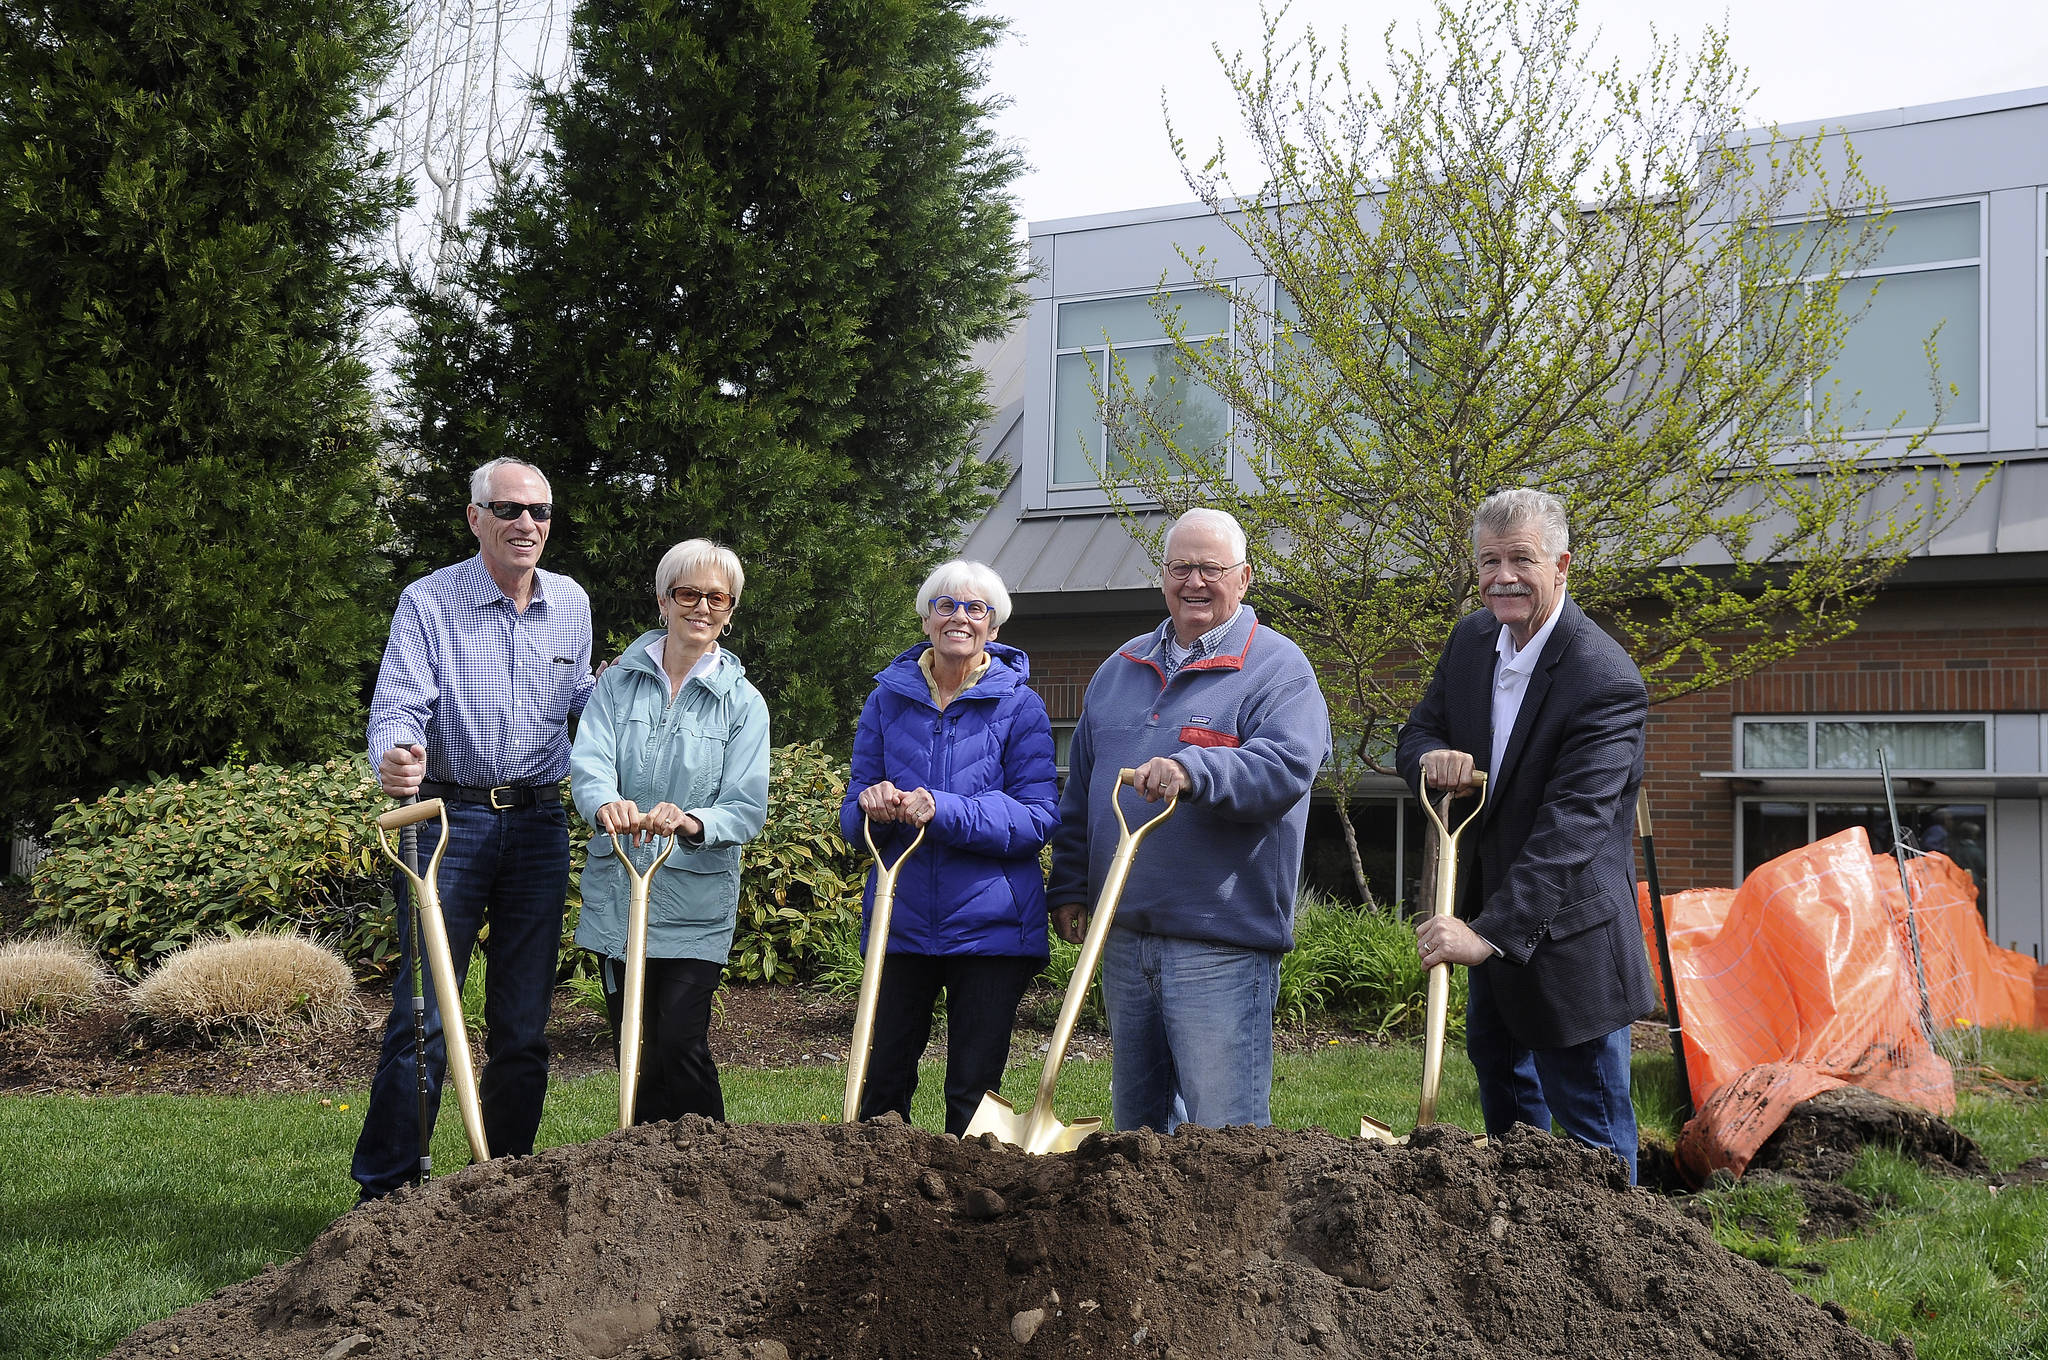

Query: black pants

[601,955,725,1123]
[857,953,1040,1136]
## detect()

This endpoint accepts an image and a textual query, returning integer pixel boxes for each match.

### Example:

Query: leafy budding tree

[392,0,1025,743]
[1096,0,1976,900]
[0,0,405,835]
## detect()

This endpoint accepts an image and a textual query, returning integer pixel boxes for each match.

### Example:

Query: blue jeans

[351,799,568,1197]
[1465,963,1638,1183]
[1100,927,1280,1133]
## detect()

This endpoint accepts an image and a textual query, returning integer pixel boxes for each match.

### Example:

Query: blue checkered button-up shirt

[1160,606,1243,682]
[366,555,595,788]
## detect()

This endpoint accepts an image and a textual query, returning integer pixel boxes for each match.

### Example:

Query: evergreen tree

[393,0,1024,741]
[0,0,404,833]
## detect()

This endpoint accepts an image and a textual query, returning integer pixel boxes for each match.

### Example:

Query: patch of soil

[112,1120,1896,1360]
[0,981,1116,1097]
[0,985,616,1096]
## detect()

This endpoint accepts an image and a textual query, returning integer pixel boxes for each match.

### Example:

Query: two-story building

[957,85,2048,962]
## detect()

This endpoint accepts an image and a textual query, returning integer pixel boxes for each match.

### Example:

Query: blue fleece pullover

[1047,608,1331,953]
[839,640,1059,958]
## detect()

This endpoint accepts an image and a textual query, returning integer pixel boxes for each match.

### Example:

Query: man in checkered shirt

[351,456,594,1200]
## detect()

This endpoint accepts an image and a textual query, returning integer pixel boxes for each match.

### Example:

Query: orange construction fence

[1634,827,2048,1184]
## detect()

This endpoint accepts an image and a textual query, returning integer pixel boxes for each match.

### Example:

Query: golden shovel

[1362,771,1487,1145]
[374,799,490,1164]
[965,768,1175,1154]
[842,816,927,1124]
[610,828,676,1129]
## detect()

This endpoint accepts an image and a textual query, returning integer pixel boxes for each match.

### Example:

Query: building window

[1739,798,1990,910]
[1302,796,1428,913]
[1734,716,1990,774]
[1050,722,1076,776]
[1766,200,1983,433]
[1052,289,1232,487]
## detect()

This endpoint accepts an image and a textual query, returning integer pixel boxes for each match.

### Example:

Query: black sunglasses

[476,500,554,522]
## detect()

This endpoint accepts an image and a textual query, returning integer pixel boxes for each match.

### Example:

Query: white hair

[1472,489,1569,559]
[915,559,1012,626]
[1165,507,1248,565]
[654,538,745,604]
[470,457,551,505]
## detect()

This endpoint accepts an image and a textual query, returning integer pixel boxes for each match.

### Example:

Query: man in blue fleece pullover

[1048,508,1331,1132]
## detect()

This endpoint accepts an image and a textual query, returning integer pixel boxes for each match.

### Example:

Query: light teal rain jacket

[570,629,771,964]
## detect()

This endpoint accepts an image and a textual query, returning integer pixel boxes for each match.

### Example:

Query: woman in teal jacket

[570,539,770,1123]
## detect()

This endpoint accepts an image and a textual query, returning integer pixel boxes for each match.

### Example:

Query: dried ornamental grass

[0,935,112,1023]
[131,932,359,1034]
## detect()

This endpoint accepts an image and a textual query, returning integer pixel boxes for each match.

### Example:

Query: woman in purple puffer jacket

[839,559,1059,1134]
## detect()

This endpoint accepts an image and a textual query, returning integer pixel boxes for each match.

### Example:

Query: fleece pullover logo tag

[1178,714,1240,748]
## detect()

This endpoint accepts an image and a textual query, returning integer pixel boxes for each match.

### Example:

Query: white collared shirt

[645,636,722,695]
[1489,593,1567,781]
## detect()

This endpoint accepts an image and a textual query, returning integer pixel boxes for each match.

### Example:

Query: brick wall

[1017,601,2048,898]
[1644,622,2048,890]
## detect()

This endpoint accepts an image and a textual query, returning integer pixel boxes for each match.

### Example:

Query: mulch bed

[0,967,1449,1099]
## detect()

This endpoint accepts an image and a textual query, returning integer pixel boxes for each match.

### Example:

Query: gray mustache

[1486,585,1533,597]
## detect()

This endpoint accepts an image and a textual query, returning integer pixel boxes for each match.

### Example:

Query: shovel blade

[963,1090,1103,1155]
[1358,1115,1406,1146]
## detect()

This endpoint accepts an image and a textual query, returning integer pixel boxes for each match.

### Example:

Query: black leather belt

[419,780,547,811]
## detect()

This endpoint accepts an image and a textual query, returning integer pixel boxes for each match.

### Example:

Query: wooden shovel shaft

[1415,773,1486,1127]
[610,829,676,1130]
[843,818,925,1124]
[1014,769,1173,1143]
[374,800,490,1164]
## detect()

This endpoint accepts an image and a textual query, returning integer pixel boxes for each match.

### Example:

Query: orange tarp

[1633,828,2048,1184]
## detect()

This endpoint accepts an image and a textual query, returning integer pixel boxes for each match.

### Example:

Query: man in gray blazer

[1396,488,1654,1182]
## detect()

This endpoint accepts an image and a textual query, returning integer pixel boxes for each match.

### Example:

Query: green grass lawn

[1,1035,2041,1360]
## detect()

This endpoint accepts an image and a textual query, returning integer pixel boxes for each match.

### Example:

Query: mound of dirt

[111,1118,1902,1360]
[1749,1085,1987,1182]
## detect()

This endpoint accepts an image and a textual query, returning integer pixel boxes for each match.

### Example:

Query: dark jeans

[600,954,725,1123]
[856,952,1041,1136]
[351,800,568,1198]
[1465,963,1640,1183]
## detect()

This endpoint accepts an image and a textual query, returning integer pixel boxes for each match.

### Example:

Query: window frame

[2038,187,2048,428]
[1762,194,1989,441]
[1047,283,1237,495]
[1733,713,1994,776]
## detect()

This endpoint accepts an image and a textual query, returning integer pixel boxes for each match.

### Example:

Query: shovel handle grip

[607,830,676,883]
[862,815,927,877]
[1112,767,1178,838]
[378,797,447,831]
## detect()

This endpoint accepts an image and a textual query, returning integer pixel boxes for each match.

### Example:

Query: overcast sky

[980,0,2048,225]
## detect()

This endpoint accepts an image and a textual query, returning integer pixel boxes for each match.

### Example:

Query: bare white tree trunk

[377,0,569,296]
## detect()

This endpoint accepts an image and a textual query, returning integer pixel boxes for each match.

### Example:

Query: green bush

[28,759,390,979]
[812,918,866,999]
[1024,933,1107,1032]
[1285,889,1467,1039]
[729,742,864,984]
[31,744,867,989]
